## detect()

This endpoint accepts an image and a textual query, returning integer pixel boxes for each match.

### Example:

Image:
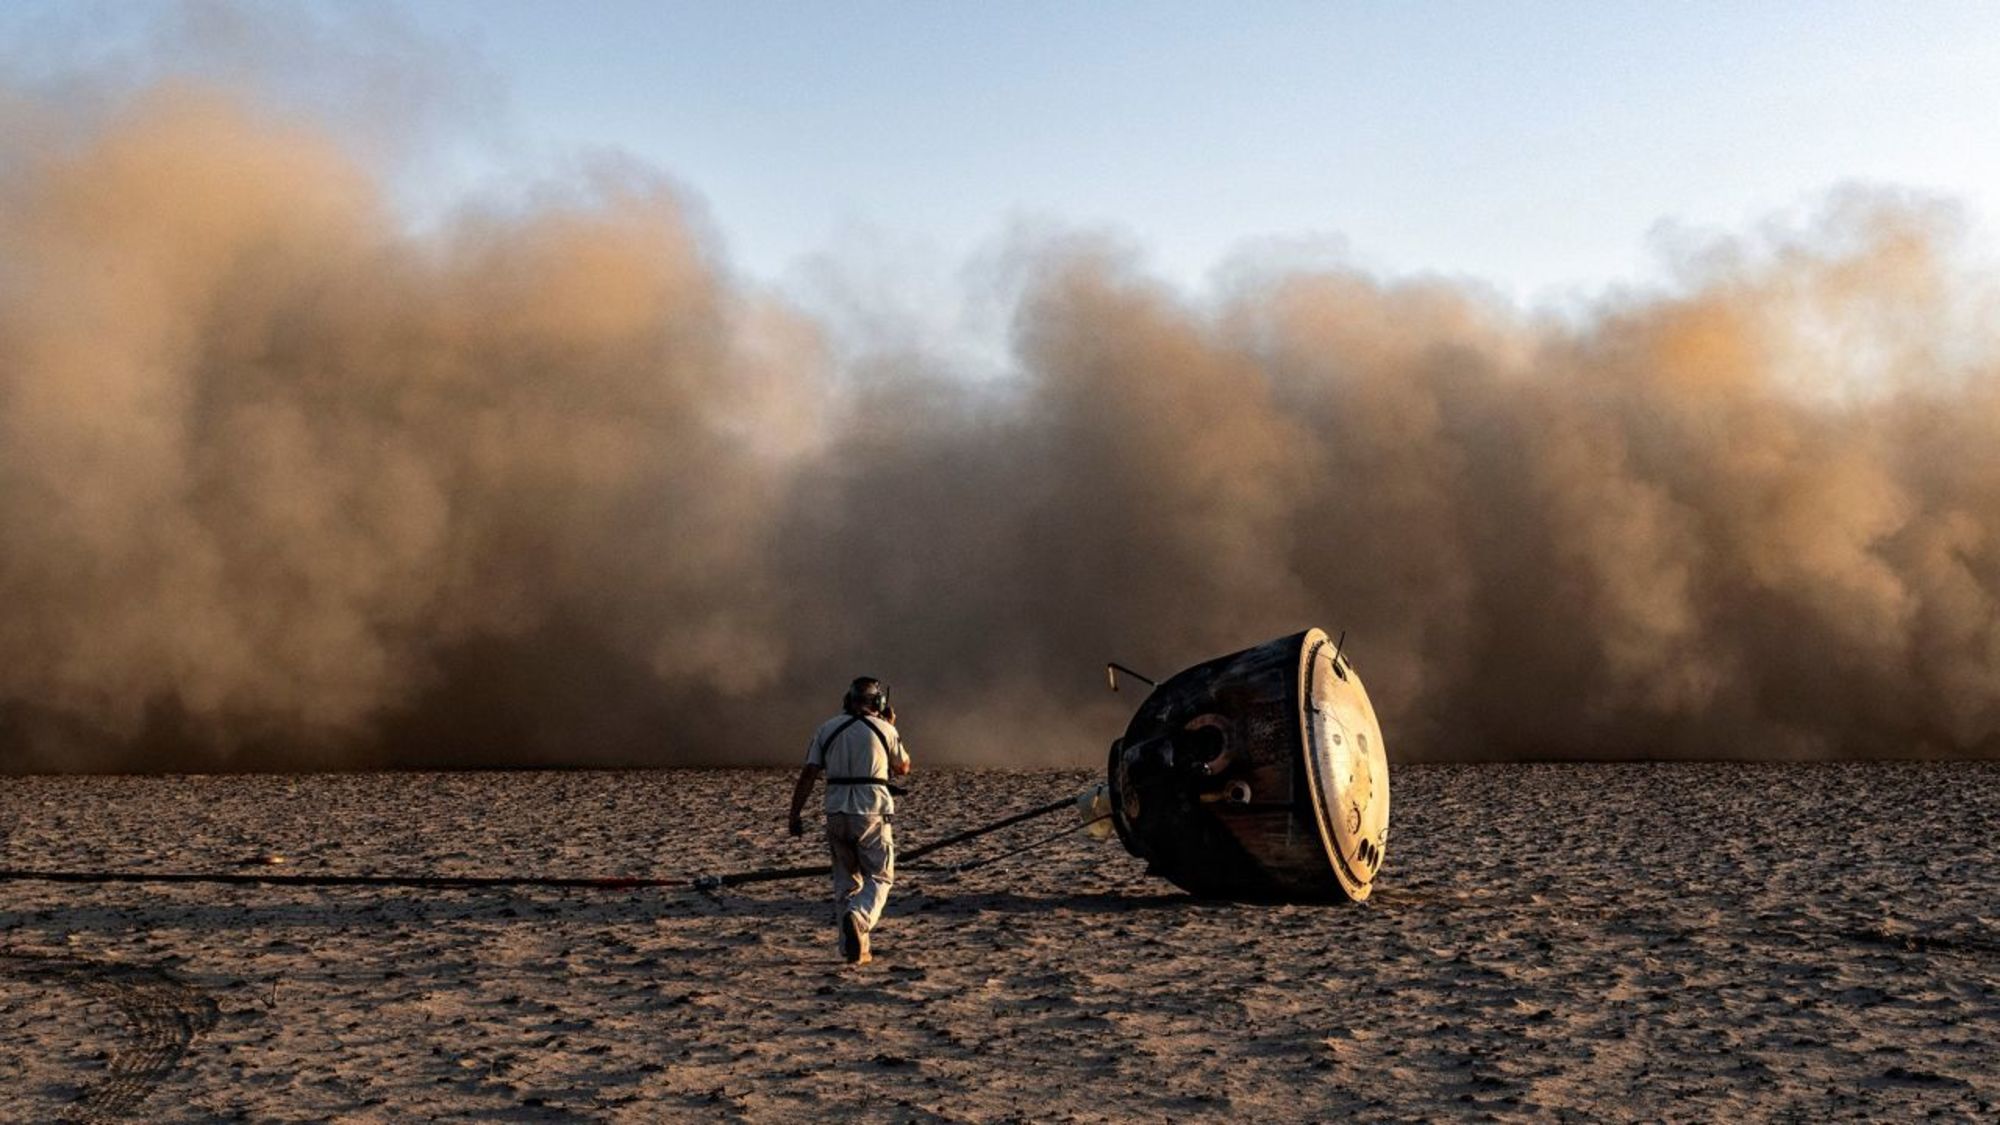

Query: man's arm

[882,705,911,776]
[787,764,821,837]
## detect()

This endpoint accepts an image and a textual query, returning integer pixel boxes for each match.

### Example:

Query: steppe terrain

[2,764,1995,1121]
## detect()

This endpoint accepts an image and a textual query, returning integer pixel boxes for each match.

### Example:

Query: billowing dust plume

[5,81,2000,770]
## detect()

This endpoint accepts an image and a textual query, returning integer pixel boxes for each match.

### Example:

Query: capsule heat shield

[1106,628,1389,902]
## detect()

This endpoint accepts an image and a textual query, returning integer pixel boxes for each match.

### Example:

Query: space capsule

[1105,628,1389,902]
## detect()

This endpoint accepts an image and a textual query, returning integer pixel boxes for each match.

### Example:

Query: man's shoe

[840,911,865,964]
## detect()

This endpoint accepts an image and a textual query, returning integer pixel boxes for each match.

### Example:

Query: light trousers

[826,813,895,932]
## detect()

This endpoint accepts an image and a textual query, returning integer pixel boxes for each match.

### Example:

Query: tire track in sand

[0,950,219,1121]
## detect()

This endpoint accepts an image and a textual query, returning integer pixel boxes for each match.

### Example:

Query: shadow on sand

[0,883,1213,942]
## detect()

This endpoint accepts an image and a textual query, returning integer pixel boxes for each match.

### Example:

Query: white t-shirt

[805,713,910,817]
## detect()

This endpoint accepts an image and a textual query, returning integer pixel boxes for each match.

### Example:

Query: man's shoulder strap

[822,714,890,753]
[856,716,894,751]
[823,715,906,795]
[820,715,863,752]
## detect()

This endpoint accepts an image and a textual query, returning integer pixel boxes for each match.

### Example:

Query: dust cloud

[4,74,2000,770]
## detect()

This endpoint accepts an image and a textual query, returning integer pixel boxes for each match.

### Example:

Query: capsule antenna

[1105,662,1158,693]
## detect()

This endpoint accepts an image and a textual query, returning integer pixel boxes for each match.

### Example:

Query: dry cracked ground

[2,763,1996,1121]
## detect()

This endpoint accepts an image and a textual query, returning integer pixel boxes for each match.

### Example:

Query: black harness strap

[820,716,908,796]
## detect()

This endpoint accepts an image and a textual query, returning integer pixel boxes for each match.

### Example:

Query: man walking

[788,676,912,964]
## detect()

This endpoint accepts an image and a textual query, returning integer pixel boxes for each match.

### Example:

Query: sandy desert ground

[1,763,1995,1122]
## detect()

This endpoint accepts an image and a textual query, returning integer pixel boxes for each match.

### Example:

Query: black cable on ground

[899,796,1075,862]
[0,869,684,891]
[0,795,1086,895]
[692,795,1077,890]
[912,814,1111,878]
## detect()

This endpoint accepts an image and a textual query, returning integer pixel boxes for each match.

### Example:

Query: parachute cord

[913,814,1111,880]
[0,795,1090,895]
[693,795,1078,890]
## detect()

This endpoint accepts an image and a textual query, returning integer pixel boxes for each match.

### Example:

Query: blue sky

[7,2,2000,305]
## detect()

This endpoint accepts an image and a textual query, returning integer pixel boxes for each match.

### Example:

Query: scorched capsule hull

[1106,628,1389,902]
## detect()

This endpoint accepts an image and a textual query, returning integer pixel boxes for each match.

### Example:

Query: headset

[843,676,891,717]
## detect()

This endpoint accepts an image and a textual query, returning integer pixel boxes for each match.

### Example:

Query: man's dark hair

[843,677,890,717]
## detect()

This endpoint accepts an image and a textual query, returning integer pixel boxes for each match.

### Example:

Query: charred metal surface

[1106,628,1390,903]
